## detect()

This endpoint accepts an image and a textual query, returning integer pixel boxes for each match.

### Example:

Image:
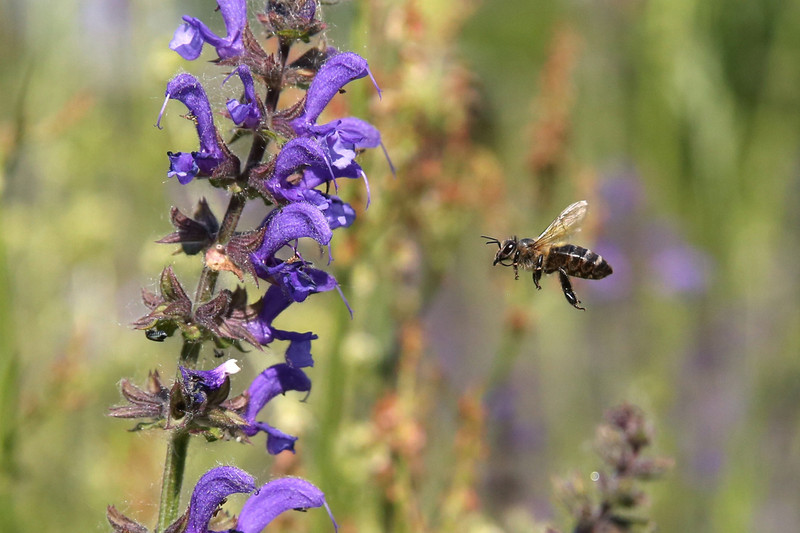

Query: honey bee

[483,200,612,310]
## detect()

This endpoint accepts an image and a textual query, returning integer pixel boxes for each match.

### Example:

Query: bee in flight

[483,200,612,310]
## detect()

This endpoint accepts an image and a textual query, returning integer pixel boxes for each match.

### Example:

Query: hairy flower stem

[156,341,201,531]
[156,429,190,532]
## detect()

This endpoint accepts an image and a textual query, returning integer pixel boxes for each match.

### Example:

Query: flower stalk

[109,1,389,531]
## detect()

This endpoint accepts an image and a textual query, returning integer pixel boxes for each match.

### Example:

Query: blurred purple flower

[241,363,311,454]
[651,242,712,295]
[158,73,227,183]
[224,65,263,129]
[183,466,336,532]
[169,0,247,61]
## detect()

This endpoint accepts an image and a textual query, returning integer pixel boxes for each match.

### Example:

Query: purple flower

[180,359,240,406]
[169,0,247,61]
[224,65,263,129]
[158,73,228,183]
[253,202,333,263]
[265,137,334,204]
[291,52,379,131]
[183,466,336,532]
[290,52,390,206]
[245,285,319,367]
[321,195,356,229]
[236,477,337,533]
[651,243,712,295]
[185,466,255,533]
[242,363,311,454]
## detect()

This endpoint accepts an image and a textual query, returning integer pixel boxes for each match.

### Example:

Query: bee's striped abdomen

[545,244,612,280]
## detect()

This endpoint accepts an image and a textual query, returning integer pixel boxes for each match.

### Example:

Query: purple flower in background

[183,466,336,532]
[169,0,247,61]
[241,363,311,454]
[158,74,228,183]
[651,242,712,295]
[225,65,263,129]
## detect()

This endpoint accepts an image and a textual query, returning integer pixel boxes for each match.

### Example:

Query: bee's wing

[534,200,589,246]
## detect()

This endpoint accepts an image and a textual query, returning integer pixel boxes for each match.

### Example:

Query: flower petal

[292,52,372,131]
[185,466,255,533]
[254,202,333,261]
[224,65,262,129]
[244,364,311,425]
[169,22,204,60]
[160,74,225,177]
[236,478,336,533]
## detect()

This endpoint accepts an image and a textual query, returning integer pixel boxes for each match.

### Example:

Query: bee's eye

[502,243,516,256]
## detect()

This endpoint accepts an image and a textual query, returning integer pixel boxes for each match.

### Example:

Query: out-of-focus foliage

[1,0,799,532]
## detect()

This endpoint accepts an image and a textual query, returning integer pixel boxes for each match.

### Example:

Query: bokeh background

[2,0,800,531]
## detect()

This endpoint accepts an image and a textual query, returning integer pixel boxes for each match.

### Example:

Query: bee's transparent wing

[534,200,588,246]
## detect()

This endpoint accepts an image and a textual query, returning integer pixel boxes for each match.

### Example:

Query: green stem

[155,429,190,532]
[155,341,201,532]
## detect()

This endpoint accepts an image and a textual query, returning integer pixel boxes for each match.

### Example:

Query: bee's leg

[513,263,519,280]
[532,255,544,290]
[558,268,585,310]
[513,249,520,280]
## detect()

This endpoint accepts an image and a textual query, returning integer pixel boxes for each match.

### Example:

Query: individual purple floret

[158,73,230,183]
[236,477,337,533]
[224,65,263,129]
[185,466,255,533]
[241,363,311,454]
[289,52,390,206]
[182,466,336,532]
[245,285,319,368]
[180,359,240,406]
[169,0,247,61]
[252,202,333,264]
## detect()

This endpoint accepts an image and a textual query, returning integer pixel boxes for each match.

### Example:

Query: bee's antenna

[481,235,501,248]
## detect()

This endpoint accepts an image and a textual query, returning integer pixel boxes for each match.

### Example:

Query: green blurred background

[2,0,800,531]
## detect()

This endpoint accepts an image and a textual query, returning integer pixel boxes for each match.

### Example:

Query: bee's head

[483,235,518,266]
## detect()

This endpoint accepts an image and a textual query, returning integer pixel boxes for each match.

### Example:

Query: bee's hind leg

[533,255,544,290]
[558,269,585,310]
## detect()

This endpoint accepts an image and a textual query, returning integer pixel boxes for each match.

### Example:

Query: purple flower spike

[292,52,376,130]
[185,466,255,533]
[169,0,247,60]
[236,477,337,533]
[254,202,333,261]
[225,65,263,129]
[159,74,226,181]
